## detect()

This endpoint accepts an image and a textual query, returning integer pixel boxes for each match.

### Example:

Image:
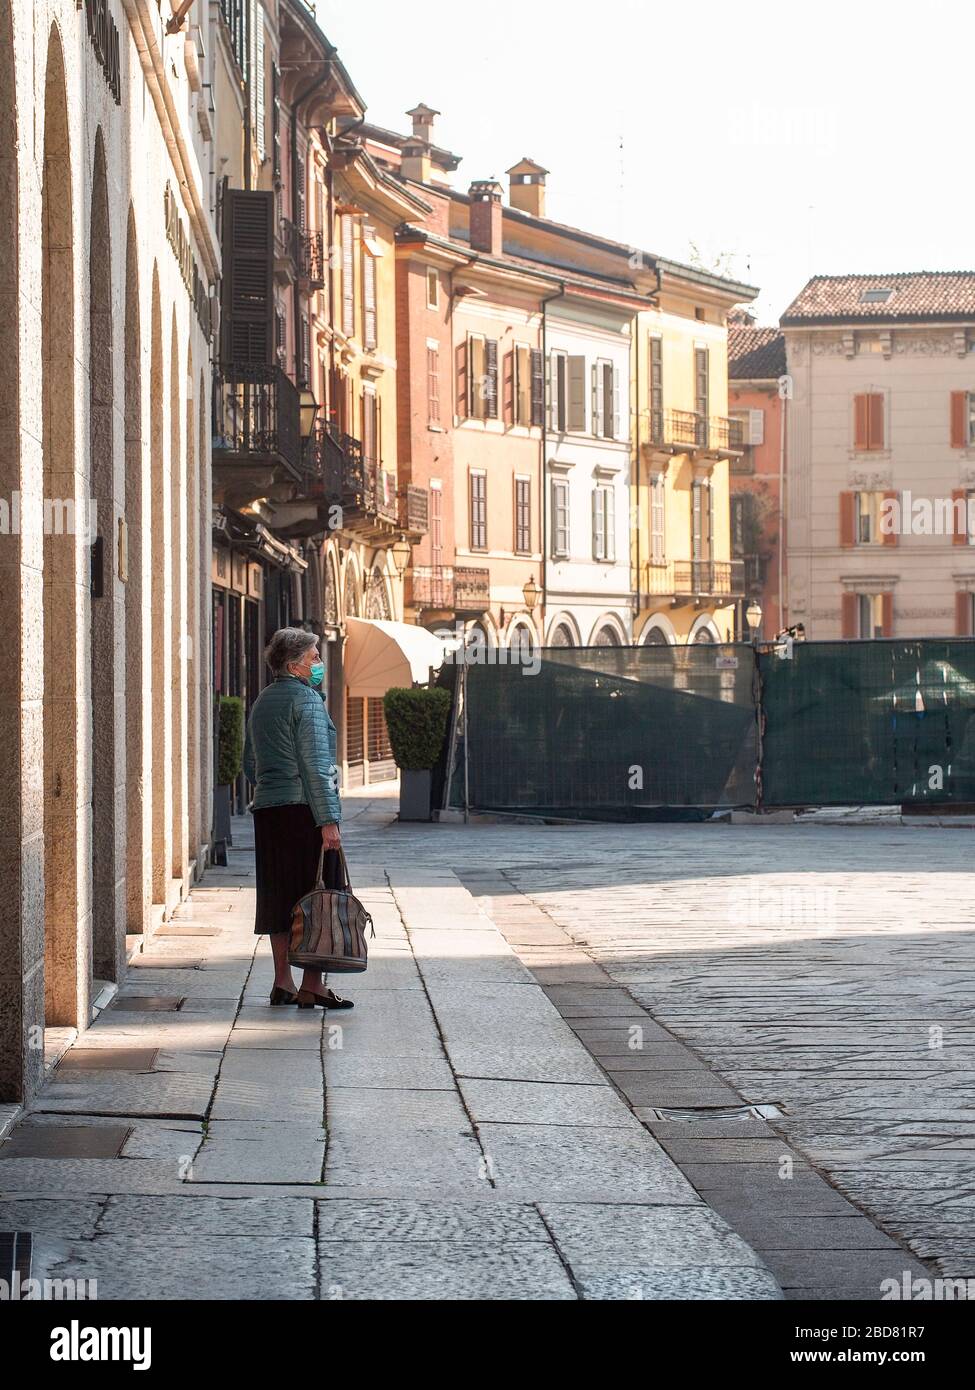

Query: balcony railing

[410,564,455,610]
[672,560,746,598]
[275,220,325,289]
[399,485,429,536]
[212,363,301,474]
[454,566,491,614]
[710,416,745,451]
[310,423,398,527]
[665,409,708,449]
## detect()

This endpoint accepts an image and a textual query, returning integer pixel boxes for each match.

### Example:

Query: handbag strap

[315,843,352,891]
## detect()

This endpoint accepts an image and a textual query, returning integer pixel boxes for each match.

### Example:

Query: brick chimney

[506,158,548,219]
[468,180,504,256]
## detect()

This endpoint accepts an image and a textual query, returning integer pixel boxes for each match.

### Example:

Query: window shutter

[605,486,616,561]
[592,490,604,560]
[841,592,857,638]
[748,408,765,446]
[591,364,601,437]
[950,391,969,449]
[882,491,899,547]
[362,245,377,351]
[956,592,971,636]
[869,393,885,450]
[220,188,274,365]
[296,144,307,233]
[839,491,856,547]
[530,348,544,427]
[854,394,870,450]
[612,366,621,441]
[503,350,515,426]
[952,488,968,545]
[484,339,499,419]
[568,356,587,431]
[545,352,553,431]
[456,338,468,420]
[253,4,266,163]
[341,214,355,336]
[881,592,893,638]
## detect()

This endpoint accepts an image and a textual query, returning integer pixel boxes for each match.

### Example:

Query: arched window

[593,625,621,647]
[549,624,574,648]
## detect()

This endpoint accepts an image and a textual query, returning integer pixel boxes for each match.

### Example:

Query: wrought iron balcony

[665,409,708,449]
[309,423,399,534]
[710,415,745,452]
[410,564,455,610]
[644,561,674,596]
[399,485,429,537]
[672,560,746,598]
[454,566,491,614]
[274,220,325,290]
[212,363,301,476]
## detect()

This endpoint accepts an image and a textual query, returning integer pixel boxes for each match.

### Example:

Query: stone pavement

[0,789,782,1302]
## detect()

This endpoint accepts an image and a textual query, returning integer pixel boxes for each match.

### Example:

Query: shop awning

[343,618,447,698]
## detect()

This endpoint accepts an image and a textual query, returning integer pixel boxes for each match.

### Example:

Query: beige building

[0,0,218,1102]
[782,273,975,639]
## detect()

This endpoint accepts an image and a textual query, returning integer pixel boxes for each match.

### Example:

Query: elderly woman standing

[243,627,353,1010]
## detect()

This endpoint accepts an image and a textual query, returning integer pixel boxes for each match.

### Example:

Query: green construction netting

[440,639,975,818]
[446,644,758,820]
[758,640,975,806]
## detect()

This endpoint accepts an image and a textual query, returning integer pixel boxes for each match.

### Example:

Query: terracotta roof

[781,272,975,325]
[728,326,786,379]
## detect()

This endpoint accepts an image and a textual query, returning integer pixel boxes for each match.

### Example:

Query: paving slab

[316,1238,576,1300]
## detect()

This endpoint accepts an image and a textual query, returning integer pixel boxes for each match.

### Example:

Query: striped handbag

[288,848,374,974]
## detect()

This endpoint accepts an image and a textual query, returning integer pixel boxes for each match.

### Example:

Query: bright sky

[316,0,973,323]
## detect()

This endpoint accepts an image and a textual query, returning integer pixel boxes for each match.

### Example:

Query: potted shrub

[212,695,244,865]
[383,687,452,822]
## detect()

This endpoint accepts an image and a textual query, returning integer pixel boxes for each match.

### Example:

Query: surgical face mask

[309,661,326,688]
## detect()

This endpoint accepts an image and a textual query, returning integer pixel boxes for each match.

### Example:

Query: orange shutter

[956,592,971,636]
[853,394,870,450]
[882,491,899,546]
[841,592,858,638]
[950,391,969,449]
[881,592,893,638]
[868,393,885,450]
[952,488,968,546]
[839,491,857,547]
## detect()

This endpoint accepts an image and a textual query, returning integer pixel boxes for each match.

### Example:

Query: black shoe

[270,986,297,1006]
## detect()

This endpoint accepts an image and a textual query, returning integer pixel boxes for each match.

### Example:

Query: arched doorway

[124,210,148,934]
[88,129,123,983]
[170,316,187,883]
[365,565,392,620]
[42,23,87,1027]
[149,267,171,904]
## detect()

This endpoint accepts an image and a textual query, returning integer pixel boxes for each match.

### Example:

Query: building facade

[728,321,787,639]
[782,272,975,640]
[634,264,758,645]
[1,0,217,1101]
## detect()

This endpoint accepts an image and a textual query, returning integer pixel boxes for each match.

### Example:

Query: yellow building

[633,261,758,644]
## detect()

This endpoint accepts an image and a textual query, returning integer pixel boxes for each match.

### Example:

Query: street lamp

[745,600,763,643]
[522,575,541,613]
[299,388,319,443]
[390,535,412,576]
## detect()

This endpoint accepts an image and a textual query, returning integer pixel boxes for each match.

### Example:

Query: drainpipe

[539,285,566,641]
[634,316,641,630]
[778,386,788,631]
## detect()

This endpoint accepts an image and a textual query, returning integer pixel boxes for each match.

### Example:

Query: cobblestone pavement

[0,790,785,1302]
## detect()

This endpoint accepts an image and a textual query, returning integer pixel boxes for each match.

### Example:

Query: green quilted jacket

[242,676,341,826]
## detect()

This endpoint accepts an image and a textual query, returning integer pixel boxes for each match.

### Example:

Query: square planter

[399,769,432,822]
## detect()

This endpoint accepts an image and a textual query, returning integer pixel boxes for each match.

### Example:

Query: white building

[782,272,975,640]
[0,0,219,1102]
[544,295,635,647]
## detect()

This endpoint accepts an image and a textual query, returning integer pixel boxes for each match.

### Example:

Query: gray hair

[264,627,317,678]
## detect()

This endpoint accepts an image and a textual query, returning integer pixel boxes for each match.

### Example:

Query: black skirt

[253,803,343,935]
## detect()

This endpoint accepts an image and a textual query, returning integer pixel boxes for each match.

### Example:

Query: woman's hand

[321,823,342,851]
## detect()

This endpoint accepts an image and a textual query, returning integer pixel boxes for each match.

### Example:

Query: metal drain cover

[0,1232,32,1283]
[57,1048,159,1072]
[1,1124,132,1159]
[650,1103,784,1122]
[111,996,184,1012]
